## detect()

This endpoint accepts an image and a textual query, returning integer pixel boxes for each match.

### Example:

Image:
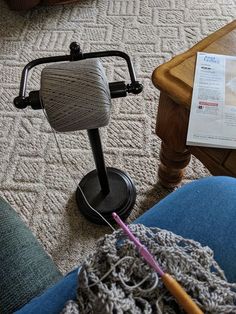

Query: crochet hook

[112,212,204,314]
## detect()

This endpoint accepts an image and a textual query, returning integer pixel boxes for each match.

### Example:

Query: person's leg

[0,197,62,313]
[134,176,236,283]
[15,268,78,314]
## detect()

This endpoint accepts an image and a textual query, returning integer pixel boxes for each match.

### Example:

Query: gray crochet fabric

[61,301,79,314]
[62,224,236,314]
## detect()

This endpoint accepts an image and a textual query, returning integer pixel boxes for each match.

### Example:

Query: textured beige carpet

[0,0,235,273]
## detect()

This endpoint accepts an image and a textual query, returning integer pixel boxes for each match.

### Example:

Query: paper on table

[187,52,236,149]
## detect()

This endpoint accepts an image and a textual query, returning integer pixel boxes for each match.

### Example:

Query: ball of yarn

[40,58,111,132]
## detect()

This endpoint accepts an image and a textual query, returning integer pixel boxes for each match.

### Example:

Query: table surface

[152,20,236,109]
[152,20,236,178]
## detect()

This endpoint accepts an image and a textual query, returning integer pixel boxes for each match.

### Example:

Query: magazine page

[187,52,236,149]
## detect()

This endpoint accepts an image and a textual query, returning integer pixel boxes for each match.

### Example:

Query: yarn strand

[40,100,115,232]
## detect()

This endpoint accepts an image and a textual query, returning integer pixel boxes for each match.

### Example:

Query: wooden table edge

[152,20,236,108]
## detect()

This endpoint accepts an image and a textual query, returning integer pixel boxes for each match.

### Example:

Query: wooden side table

[152,20,236,188]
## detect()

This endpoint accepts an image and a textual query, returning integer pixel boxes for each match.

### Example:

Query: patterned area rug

[0,0,234,273]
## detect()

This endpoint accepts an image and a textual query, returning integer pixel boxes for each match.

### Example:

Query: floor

[0,0,234,273]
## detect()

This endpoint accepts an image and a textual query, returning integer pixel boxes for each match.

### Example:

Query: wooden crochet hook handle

[162,273,204,314]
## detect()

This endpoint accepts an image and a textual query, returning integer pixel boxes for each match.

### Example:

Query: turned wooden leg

[156,93,191,188]
[158,142,191,188]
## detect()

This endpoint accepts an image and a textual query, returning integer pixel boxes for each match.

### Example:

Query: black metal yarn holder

[78,129,136,224]
[14,42,143,225]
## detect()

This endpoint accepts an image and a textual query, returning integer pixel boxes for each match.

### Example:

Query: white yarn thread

[41,106,161,297]
[40,58,112,132]
[40,61,161,300]
[41,102,161,294]
[40,101,116,232]
[41,101,158,297]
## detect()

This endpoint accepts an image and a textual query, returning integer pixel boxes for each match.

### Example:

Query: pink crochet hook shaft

[112,212,164,276]
[112,212,203,314]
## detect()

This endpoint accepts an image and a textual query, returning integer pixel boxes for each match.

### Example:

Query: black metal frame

[14,42,143,109]
[13,42,143,224]
[87,129,110,195]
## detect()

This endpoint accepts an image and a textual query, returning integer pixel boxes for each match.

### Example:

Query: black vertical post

[87,128,110,195]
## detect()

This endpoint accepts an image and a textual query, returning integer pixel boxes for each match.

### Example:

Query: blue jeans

[14,176,236,313]
[135,175,236,282]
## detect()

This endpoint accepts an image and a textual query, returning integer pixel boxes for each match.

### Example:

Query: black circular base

[76,167,136,225]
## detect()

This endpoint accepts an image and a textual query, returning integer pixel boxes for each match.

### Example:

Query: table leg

[156,93,191,188]
[158,142,191,188]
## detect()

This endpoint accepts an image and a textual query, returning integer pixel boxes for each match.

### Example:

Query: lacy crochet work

[62,224,236,314]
